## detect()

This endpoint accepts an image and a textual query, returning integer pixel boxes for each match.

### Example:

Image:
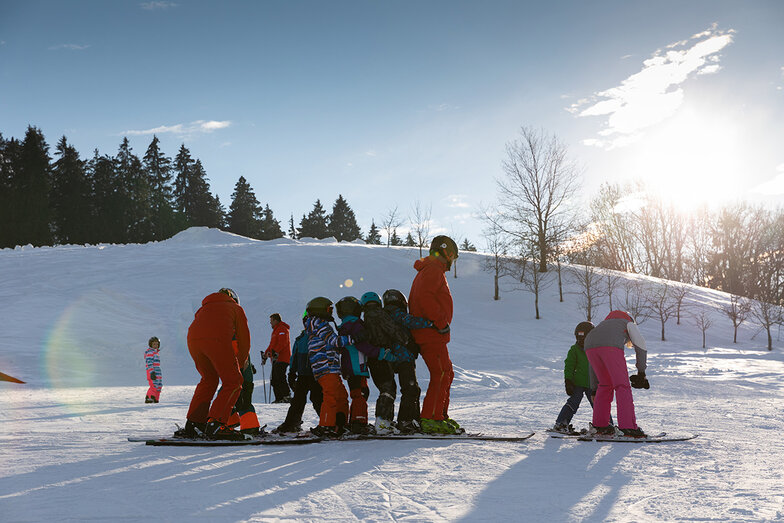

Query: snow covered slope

[1,227,782,522]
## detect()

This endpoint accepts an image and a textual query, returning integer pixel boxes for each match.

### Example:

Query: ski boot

[206,419,251,441]
[620,427,647,438]
[310,425,341,439]
[396,420,422,434]
[374,418,398,435]
[145,396,154,404]
[349,420,375,435]
[273,422,302,434]
[421,418,456,434]
[173,420,207,439]
[444,418,465,434]
[588,423,618,437]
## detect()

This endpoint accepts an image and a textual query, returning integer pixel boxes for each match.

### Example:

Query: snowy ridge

[1,227,782,522]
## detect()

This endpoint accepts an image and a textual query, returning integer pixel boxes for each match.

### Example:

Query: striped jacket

[305,316,351,380]
[144,347,162,385]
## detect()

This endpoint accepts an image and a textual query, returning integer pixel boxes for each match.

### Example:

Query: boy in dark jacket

[273,316,323,434]
[552,321,610,434]
[382,289,433,434]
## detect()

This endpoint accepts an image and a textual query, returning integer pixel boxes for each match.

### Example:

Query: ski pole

[260,350,268,403]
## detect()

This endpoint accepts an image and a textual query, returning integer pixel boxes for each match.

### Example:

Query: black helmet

[429,235,459,269]
[382,289,408,310]
[574,321,594,345]
[336,296,362,319]
[148,336,160,348]
[219,287,239,305]
[306,296,334,320]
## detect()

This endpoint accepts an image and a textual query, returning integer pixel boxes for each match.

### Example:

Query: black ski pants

[393,360,421,424]
[270,361,291,401]
[282,374,322,426]
[368,359,396,422]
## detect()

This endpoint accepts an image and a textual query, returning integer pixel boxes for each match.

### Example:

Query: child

[551,321,610,434]
[585,310,650,438]
[144,337,162,403]
[381,289,433,434]
[274,315,323,433]
[360,291,415,434]
[335,296,397,435]
[226,336,261,436]
[305,297,352,438]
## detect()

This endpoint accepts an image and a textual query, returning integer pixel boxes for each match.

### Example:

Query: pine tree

[404,232,416,247]
[299,199,329,239]
[14,126,52,246]
[461,238,477,252]
[260,204,284,240]
[114,137,151,243]
[390,228,402,246]
[50,136,91,244]
[365,220,382,245]
[89,148,122,243]
[173,144,194,219]
[227,176,262,238]
[189,160,224,227]
[0,135,21,248]
[288,214,298,239]
[143,136,177,240]
[327,194,362,242]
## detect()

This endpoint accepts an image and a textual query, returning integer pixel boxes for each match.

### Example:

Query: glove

[251,364,257,375]
[261,353,268,365]
[564,379,575,396]
[378,348,398,363]
[352,329,370,344]
[436,324,450,335]
[630,372,650,389]
[288,372,297,390]
[149,372,157,381]
[271,351,278,362]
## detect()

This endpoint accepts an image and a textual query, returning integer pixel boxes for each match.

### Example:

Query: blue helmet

[360,291,382,308]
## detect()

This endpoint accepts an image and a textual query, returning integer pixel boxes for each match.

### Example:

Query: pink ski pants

[585,346,637,430]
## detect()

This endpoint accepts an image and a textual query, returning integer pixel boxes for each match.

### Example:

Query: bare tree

[646,282,678,341]
[691,308,714,349]
[604,270,623,311]
[482,220,510,300]
[518,241,553,319]
[495,126,580,273]
[620,280,650,325]
[567,263,604,323]
[750,299,783,351]
[381,205,404,248]
[670,283,691,325]
[721,294,752,343]
[409,200,431,257]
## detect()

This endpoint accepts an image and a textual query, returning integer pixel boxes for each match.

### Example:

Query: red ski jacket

[409,255,453,344]
[187,292,251,365]
[265,321,291,364]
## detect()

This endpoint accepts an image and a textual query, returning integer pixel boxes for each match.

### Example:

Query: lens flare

[344,279,354,288]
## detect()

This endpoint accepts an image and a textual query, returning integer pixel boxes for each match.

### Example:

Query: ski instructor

[176,288,251,440]
[409,235,461,435]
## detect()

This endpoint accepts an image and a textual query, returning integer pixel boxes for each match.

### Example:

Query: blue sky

[1,1,783,245]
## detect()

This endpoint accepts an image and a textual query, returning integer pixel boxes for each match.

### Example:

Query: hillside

[1,227,782,522]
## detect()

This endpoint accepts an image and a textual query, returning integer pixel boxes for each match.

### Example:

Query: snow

[1,227,783,522]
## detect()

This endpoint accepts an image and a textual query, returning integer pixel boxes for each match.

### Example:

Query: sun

[628,106,744,211]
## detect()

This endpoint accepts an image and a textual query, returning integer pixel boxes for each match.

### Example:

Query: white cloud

[445,194,470,209]
[365,150,377,157]
[751,164,784,195]
[428,103,460,112]
[49,44,90,51]
[122,120,231,137]
[140,1,178,9]
[570,24,735,150]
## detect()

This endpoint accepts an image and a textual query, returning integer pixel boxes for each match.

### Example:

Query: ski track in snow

[2,228,784,522]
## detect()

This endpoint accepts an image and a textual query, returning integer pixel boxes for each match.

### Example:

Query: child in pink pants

[145,336,162,403]
[584,311,648,438]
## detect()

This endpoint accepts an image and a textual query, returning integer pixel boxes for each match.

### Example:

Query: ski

[546,428,587,438]
[128,433,322,446]
[345,431,536,442]
[0,371,25,384]
[576,432,699,443]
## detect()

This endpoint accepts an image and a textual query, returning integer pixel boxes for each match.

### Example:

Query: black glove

[149,372,157,381]
[565,379,575,396]
[251,364,257,375]
[436,324,450,335]
[287,372,297,390]
[271,351,278,362]
[261,353,268,365]
[630,372,650,389]
[352,329,370,344]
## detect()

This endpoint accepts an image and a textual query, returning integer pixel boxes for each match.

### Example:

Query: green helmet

[306,296,334,320]
[429,235,459,269]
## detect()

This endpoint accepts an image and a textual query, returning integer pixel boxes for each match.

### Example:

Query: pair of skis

[546,429,699,443]
[129,431,537,446]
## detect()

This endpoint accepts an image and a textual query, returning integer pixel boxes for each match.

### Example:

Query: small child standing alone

[144,336,162,403]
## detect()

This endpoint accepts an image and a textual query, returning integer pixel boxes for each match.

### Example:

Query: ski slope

[1,227,782,522]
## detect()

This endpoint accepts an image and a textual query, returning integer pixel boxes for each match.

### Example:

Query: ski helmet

[219,287,240,305]
[148,336,160,348]
[429,235,459,269]
[336,296,362,319]
[306,297,334,320]
[360,291,382,309]
[382,289,408,310]
[606,310,634,323]
[574,321,594,342]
